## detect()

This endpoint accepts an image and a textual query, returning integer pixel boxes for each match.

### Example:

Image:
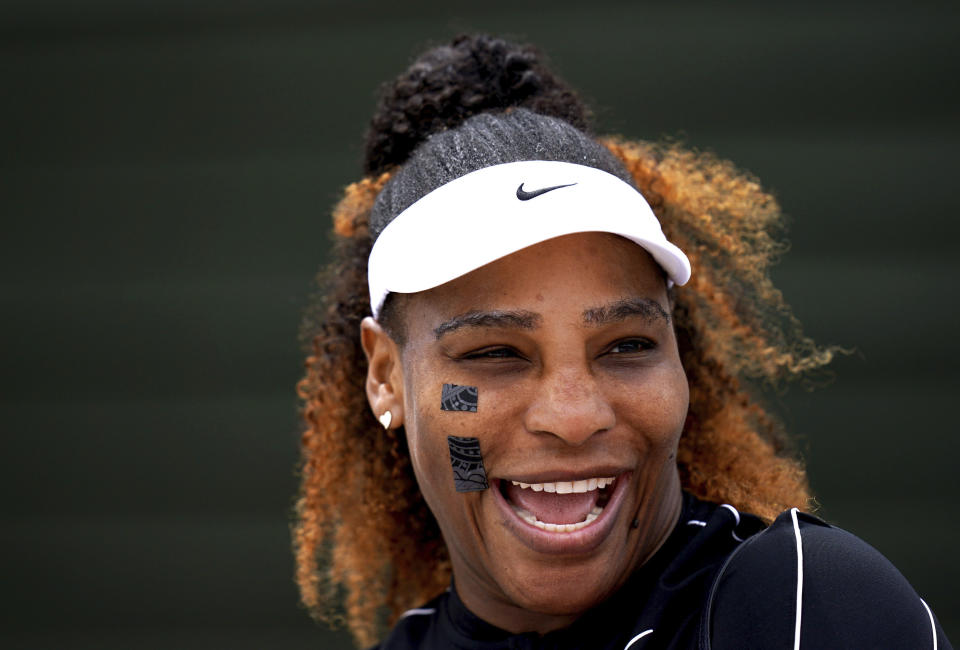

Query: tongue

[505,483,599,524]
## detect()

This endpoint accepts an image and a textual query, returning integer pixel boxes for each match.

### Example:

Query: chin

[498,558,621,617]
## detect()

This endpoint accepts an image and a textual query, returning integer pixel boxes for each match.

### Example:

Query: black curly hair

[363,33,592,176]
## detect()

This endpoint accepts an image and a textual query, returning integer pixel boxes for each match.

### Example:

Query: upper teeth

[509,477,615,493]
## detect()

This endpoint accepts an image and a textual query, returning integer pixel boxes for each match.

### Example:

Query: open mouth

[499,476,617,533]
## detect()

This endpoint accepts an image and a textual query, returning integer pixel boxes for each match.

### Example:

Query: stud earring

[378,410,393,430]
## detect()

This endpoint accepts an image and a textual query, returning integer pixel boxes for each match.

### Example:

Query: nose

[523,367,616,446]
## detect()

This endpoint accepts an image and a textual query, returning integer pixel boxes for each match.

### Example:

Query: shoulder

[704,508,951,649]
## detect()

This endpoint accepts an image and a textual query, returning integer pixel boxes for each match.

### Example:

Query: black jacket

[373,492,952,649]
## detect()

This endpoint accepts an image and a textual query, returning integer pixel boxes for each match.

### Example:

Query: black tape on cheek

[441,384,478,412]
[447,436,489,492]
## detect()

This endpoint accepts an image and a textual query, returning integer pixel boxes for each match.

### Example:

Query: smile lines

[509,476,615,493]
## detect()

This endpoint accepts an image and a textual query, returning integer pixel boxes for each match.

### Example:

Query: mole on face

[441,383,478,412]
[447,436,488,492]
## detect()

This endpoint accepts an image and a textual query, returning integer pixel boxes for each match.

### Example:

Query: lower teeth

[511,505,604,532]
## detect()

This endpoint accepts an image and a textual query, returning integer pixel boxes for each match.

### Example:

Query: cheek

[404,383,488,509]
[405,423,460,537]
[618,365,689,448]
[405,415,448,500]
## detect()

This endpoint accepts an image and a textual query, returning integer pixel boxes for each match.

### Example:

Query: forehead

[399,233,669,337]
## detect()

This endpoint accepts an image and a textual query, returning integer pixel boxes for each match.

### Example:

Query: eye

[463,346,524,361]
[605,338,655,355]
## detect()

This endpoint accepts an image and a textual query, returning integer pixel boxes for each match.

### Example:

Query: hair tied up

[363,33,591,175]
[332,172,392,238]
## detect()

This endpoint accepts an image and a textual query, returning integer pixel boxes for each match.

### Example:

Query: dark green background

[2,1,957,647]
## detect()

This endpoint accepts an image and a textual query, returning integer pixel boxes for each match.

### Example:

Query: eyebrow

[581,297,670,326]
[433,310,542,339]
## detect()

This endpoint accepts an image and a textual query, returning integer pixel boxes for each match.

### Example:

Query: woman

[294,35,952,649]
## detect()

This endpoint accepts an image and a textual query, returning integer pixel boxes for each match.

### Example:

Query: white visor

[367,160,691,318]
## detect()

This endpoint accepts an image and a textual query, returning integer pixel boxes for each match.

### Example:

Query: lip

[491,471,633,555]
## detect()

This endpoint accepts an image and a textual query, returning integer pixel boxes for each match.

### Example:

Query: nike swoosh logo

[516,182,577,201]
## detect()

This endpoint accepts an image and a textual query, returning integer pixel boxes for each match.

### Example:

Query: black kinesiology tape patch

[440,383,479,412]
[447,436,488,492]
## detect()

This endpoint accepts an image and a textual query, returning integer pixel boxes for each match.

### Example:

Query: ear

[360,317,405,429]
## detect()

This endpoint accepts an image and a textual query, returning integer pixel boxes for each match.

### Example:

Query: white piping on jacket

[623,629,653,649]
[790,508,804,650]
[920,598,938,650]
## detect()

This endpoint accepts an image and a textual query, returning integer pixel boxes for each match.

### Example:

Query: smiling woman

[294,34,952,650]
[364,232,690,633]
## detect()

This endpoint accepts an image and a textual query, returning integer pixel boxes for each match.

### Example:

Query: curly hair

[363,33,592,177]
[293,35,837,648]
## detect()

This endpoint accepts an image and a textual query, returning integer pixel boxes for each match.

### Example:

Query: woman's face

[368,232,689,633]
